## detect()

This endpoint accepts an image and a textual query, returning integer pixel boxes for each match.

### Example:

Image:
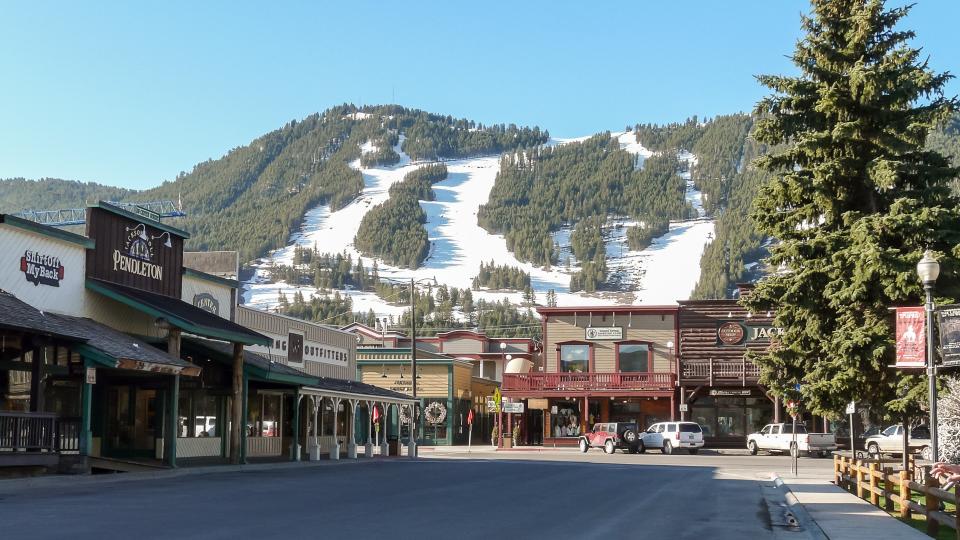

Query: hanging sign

[85,367,97,384]
[938,305,960,366]
[895,306,926,368]
[192,293,220,315]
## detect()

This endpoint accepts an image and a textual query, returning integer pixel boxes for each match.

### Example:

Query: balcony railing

[502,372,675,393]
[680,359,760,385]
[0,412,82,453]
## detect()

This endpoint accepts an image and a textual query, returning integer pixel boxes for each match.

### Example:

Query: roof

[47,314,199,376]
[183,267,239,289]
[0,214,94,248]
[307,377,414,401]
[182,337,317,385]
[536,305,679,315]
[91,201,190,239]
[87,278,270,346]
[0,291,89,341]
[183,251,238,279]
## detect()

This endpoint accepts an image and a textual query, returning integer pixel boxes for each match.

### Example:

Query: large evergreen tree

[744,0,960,418]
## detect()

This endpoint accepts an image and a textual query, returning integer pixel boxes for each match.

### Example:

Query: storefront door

[104,385,159,458]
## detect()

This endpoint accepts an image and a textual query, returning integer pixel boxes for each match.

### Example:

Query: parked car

[747,423,837,457]
[579,422,640,454]
[865,425,932,460]
[639,422,705,455]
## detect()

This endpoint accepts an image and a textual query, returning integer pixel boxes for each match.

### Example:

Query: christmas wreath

[424,402,447,425]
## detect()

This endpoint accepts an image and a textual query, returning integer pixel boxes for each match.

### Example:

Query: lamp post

[381,276,435,458]
[917,250,941,461]
[498,342,506,448]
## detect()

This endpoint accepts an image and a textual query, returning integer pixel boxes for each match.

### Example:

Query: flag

[895,306,926,368]
[372,405,380,423]
[467,409,474,425]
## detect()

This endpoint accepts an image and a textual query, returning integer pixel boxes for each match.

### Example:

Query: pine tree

[744,0,960,418]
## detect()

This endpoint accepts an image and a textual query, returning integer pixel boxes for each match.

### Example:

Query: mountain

[2,106,957,328]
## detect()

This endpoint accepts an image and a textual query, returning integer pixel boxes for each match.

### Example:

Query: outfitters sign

[20,250,64,287]
[716,322,784,346]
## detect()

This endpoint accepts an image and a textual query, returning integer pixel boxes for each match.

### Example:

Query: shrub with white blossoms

[937,377,960,464]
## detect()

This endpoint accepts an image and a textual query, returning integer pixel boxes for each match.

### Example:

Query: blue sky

[2,1,958,189]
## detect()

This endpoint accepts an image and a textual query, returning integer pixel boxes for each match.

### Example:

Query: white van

[639,422,705,454]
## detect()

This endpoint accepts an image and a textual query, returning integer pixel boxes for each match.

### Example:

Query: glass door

[104,385,158,458]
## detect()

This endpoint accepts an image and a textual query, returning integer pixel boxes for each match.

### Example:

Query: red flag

[895,306,926,368]
[372,405,381,423]
[467,409,474,425]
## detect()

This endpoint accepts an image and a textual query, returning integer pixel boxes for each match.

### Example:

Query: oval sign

[717,322,745,345]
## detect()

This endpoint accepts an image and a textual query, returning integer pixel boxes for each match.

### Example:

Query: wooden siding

[453,364,471,399]
[181,274,233,321]
[237,306,355,380]
[678,300,773,385]
[544,312,676,373]
[442,338,483,355]
[85,207,184,298]
[359,364,449,398]
[0,224,88,316]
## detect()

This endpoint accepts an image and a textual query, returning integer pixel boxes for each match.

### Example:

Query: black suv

[579,422,640,454]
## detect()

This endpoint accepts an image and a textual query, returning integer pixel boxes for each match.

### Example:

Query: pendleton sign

[85,203,186,298]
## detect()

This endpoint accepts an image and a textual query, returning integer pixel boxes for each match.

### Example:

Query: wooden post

[167,374,179,468]
[869,463,879,506]
[856,459,864,499]
[883,467,894,512]
[834,456,841,485]
[900,470,911,519]
[954,485,960,537]
[230,342,244,464]
[925,473,940,537]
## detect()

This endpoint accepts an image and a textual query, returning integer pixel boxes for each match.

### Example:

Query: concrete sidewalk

[778,475,927,539]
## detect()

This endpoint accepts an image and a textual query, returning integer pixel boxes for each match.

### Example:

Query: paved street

[0,450,834,540]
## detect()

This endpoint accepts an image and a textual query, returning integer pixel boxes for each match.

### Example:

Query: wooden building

[677,290,779,446]
[503,306,678,447]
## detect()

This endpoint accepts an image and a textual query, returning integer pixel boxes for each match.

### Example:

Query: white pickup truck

[747,423,837,457]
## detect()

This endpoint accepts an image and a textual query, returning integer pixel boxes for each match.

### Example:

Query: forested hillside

[478,133,692,268]
[0,178,135,213]
[0,104,547,262]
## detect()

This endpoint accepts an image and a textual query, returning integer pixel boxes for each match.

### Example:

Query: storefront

[355,348,495,446]
[503,306,678,447]
[678,296,777,446]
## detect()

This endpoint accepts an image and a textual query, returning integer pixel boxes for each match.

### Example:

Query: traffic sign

[679,404,689,412]
[845,401,856,415]
[493,388,502,413]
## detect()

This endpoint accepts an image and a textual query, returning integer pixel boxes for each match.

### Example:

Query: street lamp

[918,250,941,461]
[498,342,506,448]
[380,276,436,458]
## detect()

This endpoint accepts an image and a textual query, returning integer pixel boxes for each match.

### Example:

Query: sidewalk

[778,474,928,540]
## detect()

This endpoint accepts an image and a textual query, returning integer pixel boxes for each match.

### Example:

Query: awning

[301,379,415,404]
[87,278,270,346]
[182,337,317,386]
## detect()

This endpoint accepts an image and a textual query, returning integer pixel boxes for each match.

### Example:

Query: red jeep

[579,422,640,454]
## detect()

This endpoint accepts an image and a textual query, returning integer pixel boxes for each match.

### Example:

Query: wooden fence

[835,454,960,538]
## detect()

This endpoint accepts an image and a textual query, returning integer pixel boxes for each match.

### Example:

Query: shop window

[247,394,281,437]
[616,342,651,372]
[178,392,220,438]
[551,401,581,437]
[558,344,589,373]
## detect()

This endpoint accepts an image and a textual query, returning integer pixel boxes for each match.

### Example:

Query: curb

[771,473,829,540]
[0,456,412,496]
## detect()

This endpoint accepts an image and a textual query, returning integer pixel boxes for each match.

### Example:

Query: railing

[502,372,675,393]
[681,359,760,384]
[0,412,81,453]
[0,411,57,452]
[834,455,959,538]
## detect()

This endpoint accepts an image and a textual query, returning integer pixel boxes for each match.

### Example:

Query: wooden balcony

[502,371,675,396]
[680,359,760,386]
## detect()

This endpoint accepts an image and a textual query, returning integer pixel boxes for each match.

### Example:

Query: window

[617,342,651,372]
[761,425,771,435]
[552,400,581,437]
[559,344,589,373]
[679,424,702,433]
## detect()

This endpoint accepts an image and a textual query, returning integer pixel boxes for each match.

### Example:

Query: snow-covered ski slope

[243,130,714,316]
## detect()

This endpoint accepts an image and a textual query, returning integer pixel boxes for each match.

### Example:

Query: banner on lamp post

[938,305,960,366]
[895,306,926,368]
